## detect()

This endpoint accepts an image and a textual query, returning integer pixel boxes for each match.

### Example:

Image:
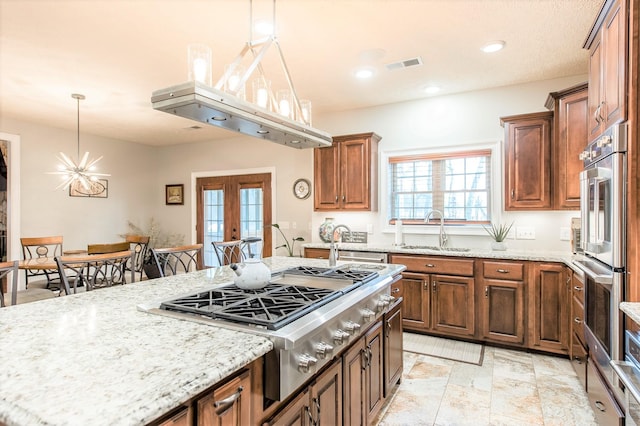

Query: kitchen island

[0,256,401,426]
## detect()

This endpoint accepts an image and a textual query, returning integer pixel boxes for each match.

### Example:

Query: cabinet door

[529,263,569,354]
[502,112,553,210]
[313,144,340,209]
[384,298,403,396]
[342,337,365,426]
[312,360,343,426]
[481,278,525,345]
[431,274,475,336]
[340,137,370,210]
[364,321,384,424]
[588,34,604,138]
[555,87,588,209]
[397,272,429,331]
[197,369,251,426]
[264,388,310,426]
[601,0,626,129]
[158,407,191,426]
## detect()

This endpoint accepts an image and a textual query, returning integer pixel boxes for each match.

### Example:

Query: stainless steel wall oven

[575,122,627,407]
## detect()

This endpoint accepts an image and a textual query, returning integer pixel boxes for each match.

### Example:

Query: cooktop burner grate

[284,265,379,284]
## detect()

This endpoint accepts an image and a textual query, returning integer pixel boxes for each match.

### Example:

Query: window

[388,149,491,224]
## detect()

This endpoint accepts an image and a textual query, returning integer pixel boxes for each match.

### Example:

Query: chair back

[20,236,63,288]
[87,241,130,254]
[0,260,19,307]
[212,240,245,266]
[125,235,150,281]
[55,250,134,295]
[151,244,203,277]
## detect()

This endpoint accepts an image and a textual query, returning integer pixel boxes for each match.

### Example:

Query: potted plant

[482,222,513,251]
[122,219,185,279]
[270,223,305,257]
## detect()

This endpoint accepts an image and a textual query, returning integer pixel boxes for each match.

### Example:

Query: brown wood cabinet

[501,111,553,210]
[383,298,403,396]
[390,255,475,338]
[584,0,627,140]
[528,263,569,355]
[314,132,381,211]
[570,271,587,362]
[545,83,589,210]
[197,369,251,426]
[478,260,526,346]
[157,408,191,426]
[303,247,330,259]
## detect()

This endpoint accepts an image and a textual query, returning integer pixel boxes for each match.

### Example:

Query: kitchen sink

[402,245,471,252]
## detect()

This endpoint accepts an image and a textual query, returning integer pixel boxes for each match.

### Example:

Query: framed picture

[69,179,108,198]
[166,184,184,205]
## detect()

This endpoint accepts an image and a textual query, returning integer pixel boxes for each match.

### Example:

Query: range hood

[152,81,332,149]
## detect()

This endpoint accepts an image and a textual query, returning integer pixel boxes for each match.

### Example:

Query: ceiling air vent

[385,56,423,71]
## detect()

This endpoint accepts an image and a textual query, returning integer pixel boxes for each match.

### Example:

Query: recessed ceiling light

[424,85,441,95]
[355,68,375,79]
[481,41,505,53]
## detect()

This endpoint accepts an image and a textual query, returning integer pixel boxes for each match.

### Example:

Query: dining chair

[21,236,63,289]
[151,244,203,277]
[212,240,245,266]
[124,235,150,281]
[55,250,134,295]
[87,241,131,254]
[0,260,19,307]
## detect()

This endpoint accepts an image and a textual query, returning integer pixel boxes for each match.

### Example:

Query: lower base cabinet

[528,263,569,354]
[197,369,251,426]
[384,298,403,395]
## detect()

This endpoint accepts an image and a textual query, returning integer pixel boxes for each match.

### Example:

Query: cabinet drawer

[482,261,524,280]
[304,248,329,259]
[572,295,585,344]
[391,255,474,276]
[572,276,585,305]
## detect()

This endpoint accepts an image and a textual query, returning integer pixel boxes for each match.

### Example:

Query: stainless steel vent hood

[151,80,332,149]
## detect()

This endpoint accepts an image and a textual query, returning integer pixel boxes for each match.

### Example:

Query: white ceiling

[0,0,602,146]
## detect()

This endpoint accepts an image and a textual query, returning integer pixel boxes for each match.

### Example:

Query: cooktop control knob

[298,354,318,373]
[315,342,334,359]
[333,329,350,345]
[344,320,361,335]
[578,151,589,160]
[362,308,376,322]
[377,298,390,312]
[380,294,396,303]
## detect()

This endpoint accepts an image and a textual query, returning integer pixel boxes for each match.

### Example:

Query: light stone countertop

[303,242,576,264]
[621,302,640,326]
[0,256,359,426]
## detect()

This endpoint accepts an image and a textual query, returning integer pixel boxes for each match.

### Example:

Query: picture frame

[166,184,184,205]
[69,179,108,198]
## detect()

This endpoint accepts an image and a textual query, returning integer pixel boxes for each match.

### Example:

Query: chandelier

[50,94,110,194]
[151,0,332,149]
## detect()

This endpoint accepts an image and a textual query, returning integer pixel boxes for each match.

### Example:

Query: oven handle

[573,260,613,286]
[612,361,640,405]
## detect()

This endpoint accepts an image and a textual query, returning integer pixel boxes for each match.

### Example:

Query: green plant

[271,223,305,257]
[482,222,514,242]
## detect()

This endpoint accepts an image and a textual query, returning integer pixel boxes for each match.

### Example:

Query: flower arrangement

[482,222,514,242]
[271,223,305,257]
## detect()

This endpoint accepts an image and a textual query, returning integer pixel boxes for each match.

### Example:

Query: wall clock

[293,178,311,200]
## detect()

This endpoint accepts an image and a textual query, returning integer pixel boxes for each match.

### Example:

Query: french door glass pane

[240,187,264,258]
[203,189,224,267]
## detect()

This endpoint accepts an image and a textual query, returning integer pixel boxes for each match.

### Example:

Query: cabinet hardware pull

[485,286,489,298]
[574,317,582,324]
[432,281,437,292]
[424,282,429,290]
[425,263,435,268]
[574,286,583,291]
[391,287,400,294]
[511,189,515,199]
[213,385,244,414]
[361,349,369,370]
[335,195,338,202]
[304,405,315,425]
[496,269,509,273]
[312,397,321,425]
[342,195,345,201]
[594,400,606,412]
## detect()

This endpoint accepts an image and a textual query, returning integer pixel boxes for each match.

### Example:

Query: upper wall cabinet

[545,83,588,210]
[584,0,627,139]
[314,132,381,211]
[501,111,553,210]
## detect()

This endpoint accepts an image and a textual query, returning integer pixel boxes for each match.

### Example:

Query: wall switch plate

[516,226,536,240]
[559,227,571,241]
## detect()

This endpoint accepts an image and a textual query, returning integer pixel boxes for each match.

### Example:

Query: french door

[196,173,272,267]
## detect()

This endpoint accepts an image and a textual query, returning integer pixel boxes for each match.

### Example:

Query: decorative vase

[491,241,507,251]
[318,217,335,243]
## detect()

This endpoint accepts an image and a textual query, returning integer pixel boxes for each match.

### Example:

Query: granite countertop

[0,256,379,426]
[303,242,575,264]
[621,302,640,326]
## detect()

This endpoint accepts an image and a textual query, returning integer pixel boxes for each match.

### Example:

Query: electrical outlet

[516,226,536,240]
[559,227,571,241]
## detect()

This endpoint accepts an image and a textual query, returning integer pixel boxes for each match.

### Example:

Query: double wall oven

[574,122,627,412]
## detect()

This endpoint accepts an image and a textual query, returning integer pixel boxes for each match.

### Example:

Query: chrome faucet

[425,210,447,249]
[329,224,351,267]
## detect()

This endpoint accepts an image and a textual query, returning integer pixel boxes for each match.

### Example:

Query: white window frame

[379,141,503,237]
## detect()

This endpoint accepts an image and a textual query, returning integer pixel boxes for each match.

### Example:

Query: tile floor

[376,347,598,426]
[6,283,599,426]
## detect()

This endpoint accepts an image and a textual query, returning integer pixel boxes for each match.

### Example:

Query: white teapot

[230,258,271,289]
